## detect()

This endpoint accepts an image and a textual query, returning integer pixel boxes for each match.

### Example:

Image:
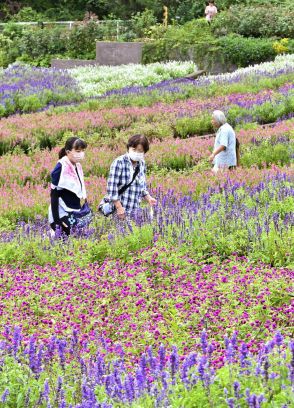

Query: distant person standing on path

[205,1,218,24]
[209,110,237,173]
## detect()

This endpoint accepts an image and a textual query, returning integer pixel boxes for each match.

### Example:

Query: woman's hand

[116,206,126,220]
[113,200,126,219]
[146,195,157,206]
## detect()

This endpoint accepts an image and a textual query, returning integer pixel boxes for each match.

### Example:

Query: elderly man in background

[209,110,237,173]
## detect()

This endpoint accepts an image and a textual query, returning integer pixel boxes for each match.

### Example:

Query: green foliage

[175,0,203,23]
[0,221,154,267]
[66,20,105,59]
[15,26,67,66]
[130,9,157,39]
[175,114,213,138]
[241,140,293,168]
[143,19,215,63]
[11,6,43,22]
[218,34,276,67]
[212,4,294,38]
[0,23,23,67]
[0,343,292,407]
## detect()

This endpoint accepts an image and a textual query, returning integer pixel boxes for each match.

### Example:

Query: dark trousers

[50,216,71,236]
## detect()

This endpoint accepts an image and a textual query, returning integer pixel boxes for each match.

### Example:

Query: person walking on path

[209,110,237,173]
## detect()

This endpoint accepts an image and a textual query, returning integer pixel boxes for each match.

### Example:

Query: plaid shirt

[107,154,149,213]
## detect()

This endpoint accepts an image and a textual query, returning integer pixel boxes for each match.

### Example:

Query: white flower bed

[69,61,197,97]
[200,54,294,86]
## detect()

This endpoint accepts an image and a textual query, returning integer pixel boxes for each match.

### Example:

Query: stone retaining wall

[52,42,144,68]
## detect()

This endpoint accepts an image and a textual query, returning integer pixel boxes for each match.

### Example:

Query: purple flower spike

[170,346,179,380]
[1,389,9,403]
[200,330,208,354]
[12,326,22,358]
[274,331,284,347]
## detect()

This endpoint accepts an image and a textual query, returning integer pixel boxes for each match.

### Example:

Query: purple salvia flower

[207,343,215,356]
[124,373,135,402]
[225,342,235,363]
[35,344,43,376]
[181,352,197,387]
[46,336,56,363]
[55,376,63,405]
[95,352,105,385]
[28,336,37,373]
[43,379,50,402]
[200,330,208,354]
[12,326,22,358]
[158,344,166,371]
[136,367,145,395]
[113,367,124,400]
[1,389,9,403]
[57,339,67,370]
[198,355,208,383]
[147,346,157,373]
[69,329,79,355]
[226,397,235,408]
[105,374,115,398]
[274,331,284,347]
[80,357,87,376]
[140,353,147,376]
[170,346,179,381]
[231,332,238,350]
[233,381,241,399]
[263,358,270,382]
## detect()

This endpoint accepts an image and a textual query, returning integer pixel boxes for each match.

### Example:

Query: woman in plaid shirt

[107,134,157,220]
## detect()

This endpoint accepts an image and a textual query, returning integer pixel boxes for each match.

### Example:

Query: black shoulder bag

[99,165,140,217]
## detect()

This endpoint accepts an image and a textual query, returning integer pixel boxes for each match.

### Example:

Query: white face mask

[71,151,85,162]
[128,150,144,162]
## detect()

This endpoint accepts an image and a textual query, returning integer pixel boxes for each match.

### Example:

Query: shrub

[17,26,67,64]
[130,9,157,38]
[11,6,44,22]
[212,5,294,38]
[143,19,215,63]
[218,34,276,67]
[174,114,213,138]
[0,23,23,67]
[241,140,293,168]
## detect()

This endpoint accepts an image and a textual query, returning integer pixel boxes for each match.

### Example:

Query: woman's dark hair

[126,134,149,153]
[59,137,87,159]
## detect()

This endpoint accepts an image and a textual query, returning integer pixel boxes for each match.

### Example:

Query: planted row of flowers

[0,119,293,187]
[2,56,293,119]
[69,61,197,97]
[0,62,197,118]
[0,63,82,117]
[1,171,293,268]
[99,54,294,105]
[0,298,292,407]
[1,155,293,226]
[1,82,294,154]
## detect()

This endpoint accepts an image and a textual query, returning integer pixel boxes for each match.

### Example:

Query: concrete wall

[51,59,99,69]
[96,42,144,66]
[52,42,144,68]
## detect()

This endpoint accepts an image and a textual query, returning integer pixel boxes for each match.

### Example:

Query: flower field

[0,57,293,407]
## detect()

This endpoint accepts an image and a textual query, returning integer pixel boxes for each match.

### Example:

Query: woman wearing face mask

[106,134,157,220]
[49,136,87,235]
